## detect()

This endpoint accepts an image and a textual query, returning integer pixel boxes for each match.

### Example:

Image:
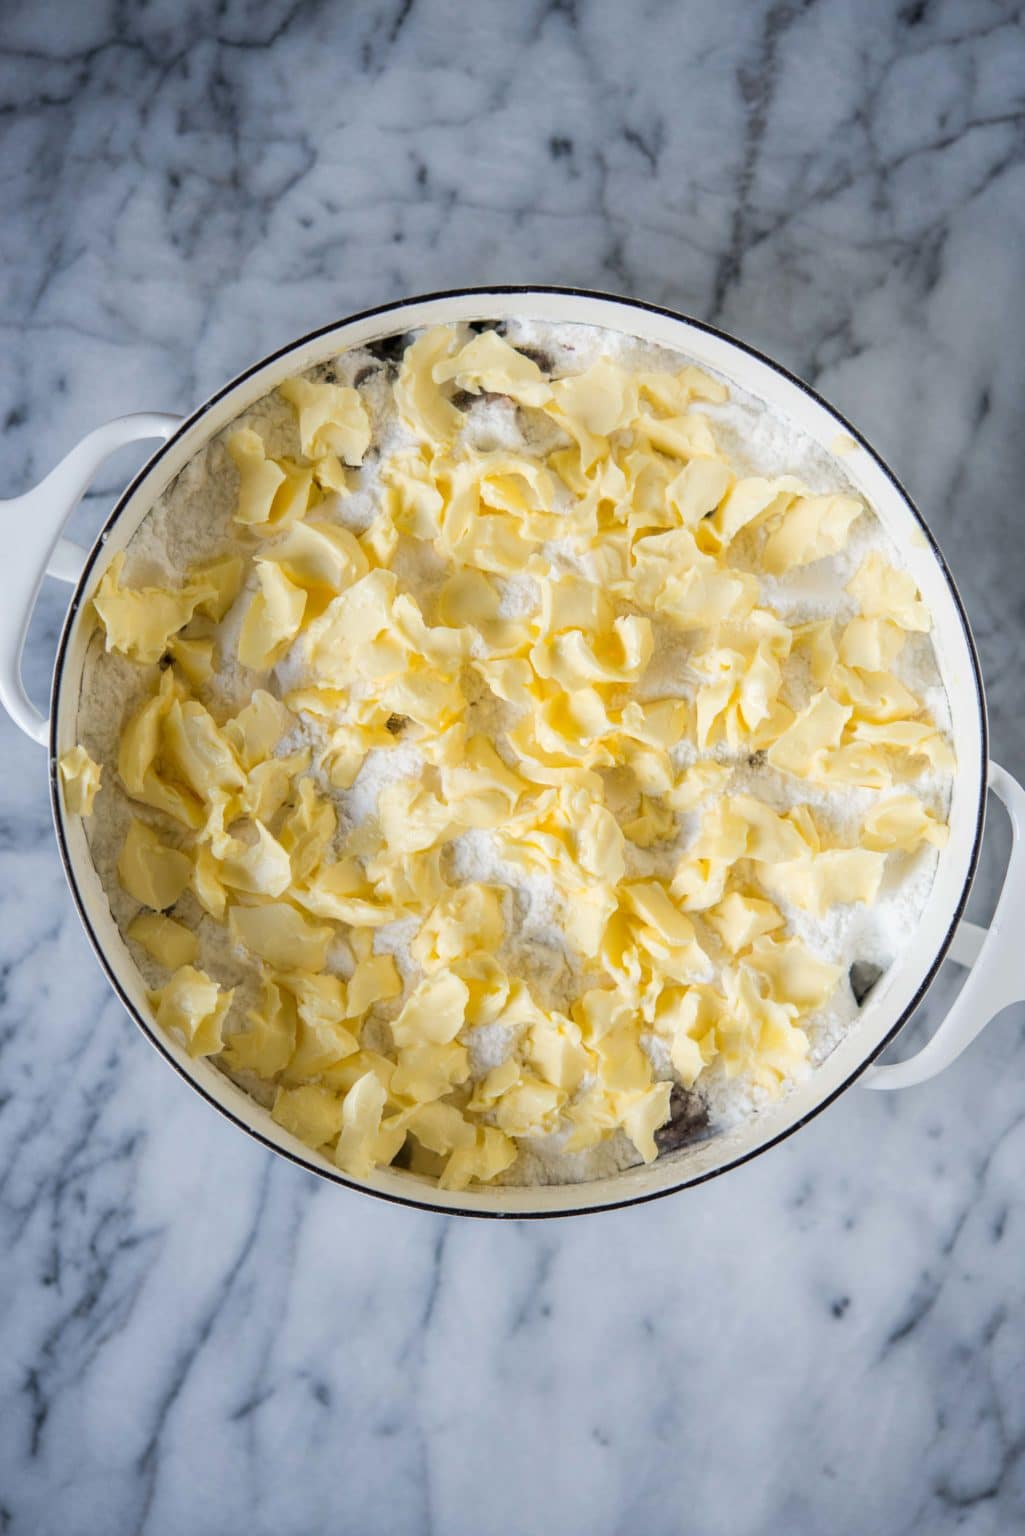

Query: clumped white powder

[75,316,955,1187]
[448,829,581,1013]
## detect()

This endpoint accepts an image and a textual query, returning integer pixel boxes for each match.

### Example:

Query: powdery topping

[69,318,954,1191]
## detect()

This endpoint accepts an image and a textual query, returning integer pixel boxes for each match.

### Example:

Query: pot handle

[862,760,1025,1090]
[0,413,182,746]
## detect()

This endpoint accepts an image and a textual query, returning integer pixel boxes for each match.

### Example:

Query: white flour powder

[74,318,954,1185]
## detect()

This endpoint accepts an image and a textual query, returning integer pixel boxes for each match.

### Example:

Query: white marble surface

[1,1,1024,1531]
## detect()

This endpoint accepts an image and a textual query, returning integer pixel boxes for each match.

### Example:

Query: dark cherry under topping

[849,960,885,1007]
[366,332,412,363]
[452,387,514,411]
[655,1085,711,1156]
[515,345,554,374]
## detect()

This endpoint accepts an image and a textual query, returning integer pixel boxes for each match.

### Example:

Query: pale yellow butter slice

[238,563,307,670]
[59,745,102,816]
[273,1082,343,1149]
[279,377,371,465]
[433,329,552,408]
[118,818,192,911]
[128,911,198,970]
[148,965,233,1058]
[92,552,215,665]
[228,902,334,972]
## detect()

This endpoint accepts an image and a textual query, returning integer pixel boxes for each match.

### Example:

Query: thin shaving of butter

[279,378,371,466]
[148,965,233,1058]
[118,818,192,910]
[93,553,216,665]
[60,745,102,816]
[128,911,199,969]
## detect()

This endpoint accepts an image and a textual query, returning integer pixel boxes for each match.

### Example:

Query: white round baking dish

[3,287,1023,1219]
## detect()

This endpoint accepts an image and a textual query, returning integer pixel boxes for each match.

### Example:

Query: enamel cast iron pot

[3,288,1023,1219]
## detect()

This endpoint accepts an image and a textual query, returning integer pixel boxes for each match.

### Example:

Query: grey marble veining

[1,1,1024,1532]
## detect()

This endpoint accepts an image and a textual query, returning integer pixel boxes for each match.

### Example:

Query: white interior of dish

[50,291,986,1215]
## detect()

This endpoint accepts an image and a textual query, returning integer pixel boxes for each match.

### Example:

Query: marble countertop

[2,1,1024,1531]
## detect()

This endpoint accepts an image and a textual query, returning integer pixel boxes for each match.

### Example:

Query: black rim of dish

[47,285,990,1220]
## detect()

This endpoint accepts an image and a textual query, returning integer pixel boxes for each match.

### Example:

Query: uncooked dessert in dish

[61,320,955,1190]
